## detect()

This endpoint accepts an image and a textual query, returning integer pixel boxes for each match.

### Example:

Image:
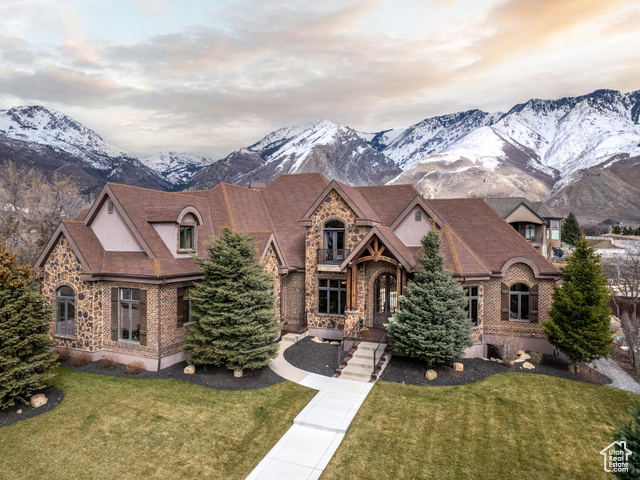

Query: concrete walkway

[593,358,640,395]
[246,337,374,480]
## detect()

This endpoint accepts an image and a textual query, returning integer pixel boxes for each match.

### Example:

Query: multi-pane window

[464,286,479,326]
[120,288,140,341]
[318,279,347,315]
[525,224,536,241]
[56,286,75,336]
[323,220,345,263]
[180,225,194,250]
[509,283,530,321]
[183,286,193,324]
[551,220,561,240]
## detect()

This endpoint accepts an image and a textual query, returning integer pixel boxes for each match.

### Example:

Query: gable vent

[415,210,422,222]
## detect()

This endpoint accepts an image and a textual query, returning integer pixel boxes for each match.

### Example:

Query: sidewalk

[246,342,374,480]
[593,358,640,395]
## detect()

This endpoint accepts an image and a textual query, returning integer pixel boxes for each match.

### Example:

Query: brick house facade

[36,173,559,370]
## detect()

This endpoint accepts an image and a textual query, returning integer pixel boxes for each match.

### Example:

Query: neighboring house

[484,197,563,258]
[598,219,624,233]
[36,173,559,370]
[586,238,624,259]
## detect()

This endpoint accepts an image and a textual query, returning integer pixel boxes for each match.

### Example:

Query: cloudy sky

[1,0,639,158]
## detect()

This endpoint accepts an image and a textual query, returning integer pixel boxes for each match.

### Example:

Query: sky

[0,0,639,158]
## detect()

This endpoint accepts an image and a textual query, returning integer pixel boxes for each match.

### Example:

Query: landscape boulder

[234,368,243,378]
[426,369,437,381]
[453,362,464,372]
[330,341,340,346]
[311,337,323,344]
[30,394,48,408]
[183,364,196,374]
[522,362,535,370]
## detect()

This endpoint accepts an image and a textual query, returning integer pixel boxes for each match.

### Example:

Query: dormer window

[180,225,195,251]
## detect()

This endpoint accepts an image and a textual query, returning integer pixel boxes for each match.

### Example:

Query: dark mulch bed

[381,353,612,386]
[283,337,340,377]
[59,359,284,391]
[0,386,64,428]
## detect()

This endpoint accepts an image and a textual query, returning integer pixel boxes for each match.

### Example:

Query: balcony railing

[317,248,350,265]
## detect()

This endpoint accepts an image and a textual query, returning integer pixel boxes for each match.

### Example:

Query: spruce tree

[0,244,57,409]
[613,406,640,479]
[561,212,581,246]
[543,236,613,368]
[386,228,473,364]
[184,227,279,373]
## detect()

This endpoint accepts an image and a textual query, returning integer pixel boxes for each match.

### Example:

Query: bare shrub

[56,347,71,363]
[529,351,544,366]
[124,361,145,375]
[70,351,92,367]
[100,355,119,370]
[621,311,640,371]
[496,338,523,367]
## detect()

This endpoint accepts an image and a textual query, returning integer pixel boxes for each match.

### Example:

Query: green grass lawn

[0,368,315,480]
[322,374,640,480]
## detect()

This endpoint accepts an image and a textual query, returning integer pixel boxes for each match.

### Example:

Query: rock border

[0,386,64,428]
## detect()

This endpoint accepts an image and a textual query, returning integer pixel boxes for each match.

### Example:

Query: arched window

[56,286,75,337]
[509,283,530,321]
[322,220,345,264]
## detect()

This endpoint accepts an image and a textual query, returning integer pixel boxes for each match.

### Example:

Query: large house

[484,197,563,258]
[36,173,559,370]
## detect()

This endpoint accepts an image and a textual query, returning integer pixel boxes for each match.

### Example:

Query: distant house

[598,219,624,233]
[484,197,563,258]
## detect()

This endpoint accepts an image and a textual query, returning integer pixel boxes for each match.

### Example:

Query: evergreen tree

[613,406,640,479]
[543,236,613,368]
[184,227,279,373]
[614,225,622,235]
[386,228,472,364]
[0,244,57,409]
[635,227,640,236]
[561,212,581,246]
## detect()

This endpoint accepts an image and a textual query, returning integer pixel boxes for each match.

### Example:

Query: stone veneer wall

[42,237,103,351]
[262,245,281,319]
[304,189,370,330]
[281,271,305,325]
[482,262,555,339]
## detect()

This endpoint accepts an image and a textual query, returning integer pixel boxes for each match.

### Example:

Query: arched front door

[374,273,397,324]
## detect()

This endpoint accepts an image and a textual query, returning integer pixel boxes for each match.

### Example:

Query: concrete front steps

[339,342,387,382]
[282,331,309,344]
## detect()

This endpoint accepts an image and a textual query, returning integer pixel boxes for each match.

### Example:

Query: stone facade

[304,189,370,329]
[42,237,103,351]
[262,245,281,319]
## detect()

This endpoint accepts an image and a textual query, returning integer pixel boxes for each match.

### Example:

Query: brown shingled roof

[427,198,557,276]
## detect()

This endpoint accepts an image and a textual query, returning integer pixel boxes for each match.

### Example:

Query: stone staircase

[339,342,389,382]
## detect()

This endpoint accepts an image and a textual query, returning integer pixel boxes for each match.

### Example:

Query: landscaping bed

[380,353,612,386]
[59,358,285,390]
[612,345,640,384]
[0,386,63,428]
[283,336,340,376]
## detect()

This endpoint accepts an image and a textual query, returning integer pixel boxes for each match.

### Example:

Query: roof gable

[300,180,381,225]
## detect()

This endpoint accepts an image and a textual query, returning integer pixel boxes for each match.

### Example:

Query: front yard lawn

[0,368,315,480]
[322,373,640,480]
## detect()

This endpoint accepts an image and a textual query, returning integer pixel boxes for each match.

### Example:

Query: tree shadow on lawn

[380,354,612,386]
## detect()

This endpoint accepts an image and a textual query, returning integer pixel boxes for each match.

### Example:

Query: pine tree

[0,244,57,409]
[635,227,640,236]
[184,227,279,373]
[561,212,581,246]
[543,236,613,369]
[386,228,473,364]
[613,406,640,479]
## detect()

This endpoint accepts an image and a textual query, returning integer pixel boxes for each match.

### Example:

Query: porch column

[351,264,357,311]
[346,265,352,311]
[397,265,402,296]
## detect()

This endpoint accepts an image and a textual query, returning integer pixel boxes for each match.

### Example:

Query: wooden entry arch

[354,237,398,266]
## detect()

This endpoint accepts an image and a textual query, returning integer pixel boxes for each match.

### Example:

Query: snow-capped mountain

[190,88,640,222]
[139,152,215,188]
[190,120,401,189]
[0,105,171,191]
